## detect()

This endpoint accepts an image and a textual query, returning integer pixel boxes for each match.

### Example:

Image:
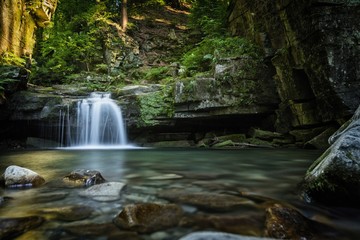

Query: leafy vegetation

[181,37,261,76]
[29,0,261,92]
[0,52,26,66]
[144,66,171,82]
[189,0,229,36]
[31,1,115,85]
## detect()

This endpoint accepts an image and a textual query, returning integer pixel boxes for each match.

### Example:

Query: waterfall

[58,92,128,148]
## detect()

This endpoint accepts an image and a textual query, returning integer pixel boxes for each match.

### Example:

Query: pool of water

[0,148,359,239]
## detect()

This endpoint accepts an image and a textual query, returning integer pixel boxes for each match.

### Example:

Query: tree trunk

[121,0,128,31]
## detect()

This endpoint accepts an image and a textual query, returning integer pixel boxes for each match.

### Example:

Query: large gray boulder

[299,105,360,206]
[2,165,45,188]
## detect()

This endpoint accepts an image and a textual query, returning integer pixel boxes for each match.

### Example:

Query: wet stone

[0,216,45,239]
[180,213,264,236]
[79,182,126,201]
[148,173,183,180]
[62,169,106,187]
[62,223,141,239]
[158,189,255,211]
[32,191,69,203]
[38,205,93,221]
[179,231,276,240]
[113,203,183,233]
[3,165,45,188]
[264,204,314,239]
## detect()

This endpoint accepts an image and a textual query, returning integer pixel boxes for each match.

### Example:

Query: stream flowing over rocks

[0,158,345,240]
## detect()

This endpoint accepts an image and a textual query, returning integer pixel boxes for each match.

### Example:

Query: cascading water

[58,92,129,148]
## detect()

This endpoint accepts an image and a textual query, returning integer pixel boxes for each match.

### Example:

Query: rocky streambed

[0,148,357,240]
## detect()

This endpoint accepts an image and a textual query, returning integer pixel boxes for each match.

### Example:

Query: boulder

[79,182,126,201]
[113,203,183,233]
[63,169,106,187]
[0,216,44,239]
[304,127,337,150]
[3,165,45,188]
[299,105,360,206]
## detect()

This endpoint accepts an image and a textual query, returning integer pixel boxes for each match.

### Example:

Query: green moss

[137,85,174,127]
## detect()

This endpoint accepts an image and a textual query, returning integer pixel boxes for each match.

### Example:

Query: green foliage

[181,37,261,74]
[144,66,171,82]
[137,85,174,126]
[189,0,229,36]
[0,52,26,66]
[32,2,113,84]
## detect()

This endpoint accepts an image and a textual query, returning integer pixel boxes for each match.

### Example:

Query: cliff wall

[228,0,360,132]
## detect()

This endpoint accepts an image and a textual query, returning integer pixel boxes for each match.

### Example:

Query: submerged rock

[63,169,106,187]
[0,216,44,239]
[2,165,45,188]
[179,231,275,240]
[113,203,183,233]
[158,189,255,211]
[38,205,93,221]
[0,196,13,206]
[180,213,264,236]
[31,191,69,203]
[79,182,126,201]
[264,204,314,239]
[62,223,141,239]
[299,105,360,206]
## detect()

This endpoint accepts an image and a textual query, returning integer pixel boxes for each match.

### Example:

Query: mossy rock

[246,138,275,147]
[300,106,360,207]
[217,134,247,142]
[212,140,235,148]
[146,140,192,148]
[248,128,283,141]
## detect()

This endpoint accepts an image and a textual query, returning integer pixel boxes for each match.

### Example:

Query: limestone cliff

[228,0,360,132]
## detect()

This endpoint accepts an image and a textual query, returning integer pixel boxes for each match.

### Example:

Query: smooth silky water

[1,148,360,239]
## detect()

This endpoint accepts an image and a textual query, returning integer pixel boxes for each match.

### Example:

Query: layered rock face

[228,0,360,131]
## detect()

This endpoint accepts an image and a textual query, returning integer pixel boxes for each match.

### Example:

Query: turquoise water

[0,148,359,239]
